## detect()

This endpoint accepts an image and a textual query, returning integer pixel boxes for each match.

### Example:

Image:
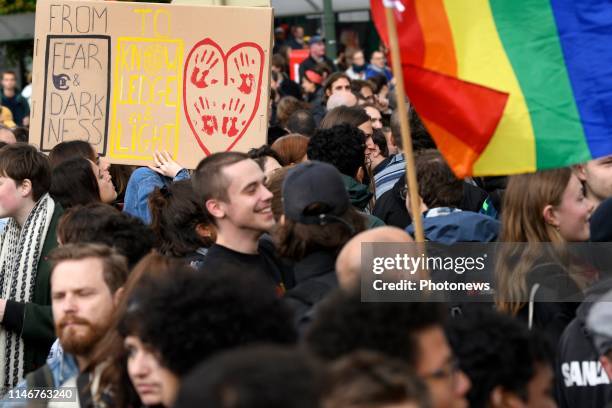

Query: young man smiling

[192,152,292,293]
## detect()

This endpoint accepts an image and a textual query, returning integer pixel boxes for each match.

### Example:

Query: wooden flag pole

[383,2,425,243]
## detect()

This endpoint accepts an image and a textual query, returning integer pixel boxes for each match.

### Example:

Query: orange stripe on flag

[422,119,479,178]
[415,0,457,76]
[404,64,508,155]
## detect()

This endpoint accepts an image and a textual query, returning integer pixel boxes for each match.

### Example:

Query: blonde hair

[495,168,581,315]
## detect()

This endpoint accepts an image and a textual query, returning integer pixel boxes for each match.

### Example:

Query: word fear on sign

[41,35,110,153]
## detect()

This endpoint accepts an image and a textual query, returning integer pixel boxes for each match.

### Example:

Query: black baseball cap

[282,161,350,226]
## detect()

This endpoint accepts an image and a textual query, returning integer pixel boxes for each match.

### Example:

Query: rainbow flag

[371,0,612,177]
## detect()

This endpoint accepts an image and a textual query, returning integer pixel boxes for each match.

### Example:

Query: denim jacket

[123,167,189,224]
[0,340,78,407]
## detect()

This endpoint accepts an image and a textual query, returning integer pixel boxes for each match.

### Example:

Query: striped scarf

[0,194,55,393]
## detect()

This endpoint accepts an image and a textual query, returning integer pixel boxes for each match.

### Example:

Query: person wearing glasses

[306,290,471,408]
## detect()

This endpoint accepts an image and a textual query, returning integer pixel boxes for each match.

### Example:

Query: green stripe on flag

[489,0,591,169]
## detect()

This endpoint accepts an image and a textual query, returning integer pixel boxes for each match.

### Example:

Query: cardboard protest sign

[30,0,273,168]
[173,0,270,6]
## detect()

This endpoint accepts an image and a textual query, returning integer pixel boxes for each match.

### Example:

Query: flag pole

[383,1,425,243]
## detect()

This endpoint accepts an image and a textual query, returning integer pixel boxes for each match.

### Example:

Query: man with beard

[0,244,127,407]
[193,152,293,293]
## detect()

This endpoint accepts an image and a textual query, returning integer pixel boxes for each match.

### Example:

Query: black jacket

[306,88,326,126]
[372,174,411,228]
[516,261,582,345]
[461,182,489,214]
[284,250,337,335]
[556,278,612,408]
[372,176,492,229]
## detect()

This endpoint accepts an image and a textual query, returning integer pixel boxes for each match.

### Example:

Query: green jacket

[2,204,63,375]
[340,175,385,229]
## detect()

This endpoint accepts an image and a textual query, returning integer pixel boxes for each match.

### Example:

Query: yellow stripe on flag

[443,0,536,175]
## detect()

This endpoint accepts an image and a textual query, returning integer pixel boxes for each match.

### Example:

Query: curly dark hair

[307,124,365,178]
[120,267,297,376]
[305,290,446,368]
[87,253,188,408]
[57,203,154,268]
[149,180,215,258]
[175,346,323,408]
[447,309,554,407]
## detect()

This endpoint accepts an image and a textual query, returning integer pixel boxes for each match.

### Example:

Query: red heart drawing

[183,39,264,155]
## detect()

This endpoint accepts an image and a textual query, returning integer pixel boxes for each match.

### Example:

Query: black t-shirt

[197,241,292,296]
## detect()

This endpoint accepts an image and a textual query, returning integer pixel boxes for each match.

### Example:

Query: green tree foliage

[0,0,171,14]
[0,0,36,15]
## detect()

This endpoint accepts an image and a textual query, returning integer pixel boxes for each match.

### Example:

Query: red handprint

[232,52,255,95]
[194,98,219,135]
[192,96,246,138]
[190,48,221,89]
[220,97,247,137]
[183,39,264,155]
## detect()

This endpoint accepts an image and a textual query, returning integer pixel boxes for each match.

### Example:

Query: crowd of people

[0,22,610,408]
